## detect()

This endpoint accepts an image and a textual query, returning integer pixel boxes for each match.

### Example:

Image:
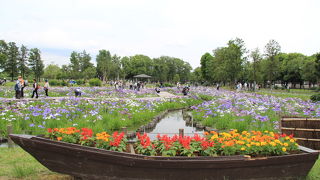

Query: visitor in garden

[155,87,160,93]
[177,82,180,89]
[14,77,22,99]
[75,88,82,97]
[137,82,141,91]
[20,76,25,98]
[182,86,189,96]
[31,79,39,98]
[216,83,220,90]
[44,79,49,96]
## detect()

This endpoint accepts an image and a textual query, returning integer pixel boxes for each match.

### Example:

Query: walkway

[0,92,181,102]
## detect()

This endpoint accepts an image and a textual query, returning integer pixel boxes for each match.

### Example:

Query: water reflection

[145,110,204,140]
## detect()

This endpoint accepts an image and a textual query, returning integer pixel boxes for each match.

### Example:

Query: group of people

[129,81,145,91]
[14,76,49,99]
[236,82,260,92]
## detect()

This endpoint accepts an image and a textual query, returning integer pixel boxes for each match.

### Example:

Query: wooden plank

[281,118,307,121]
[282,118,320,121]
[295,138,320,142]
[281,127,320,132]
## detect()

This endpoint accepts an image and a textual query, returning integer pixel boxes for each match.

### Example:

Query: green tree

[302,58,317,87]
[190,67,203,83]
[96,50,112,81]
[0,40,8,71]
[250,48,262,90]
[18,45,29,78]
[264,39,281,84]
[28,48,44,82]
[83,66,97,80]
[152,57,169,82]
[43,64,61,79]
[111,54,122,80]
[200,53,213,81]
[69,51,80,79]
[5,42,19,81]
[173,74,180,83]
[79,50,94,77]
[211,38,247,85]
[314,52,320,84]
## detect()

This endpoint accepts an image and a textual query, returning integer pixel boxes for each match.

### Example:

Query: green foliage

[76,79,86,85]
[49,79,61,86]
[4,42,19,81]
[43,64,61,80]
[173,74,180,83]
[89,78,102,86]
[28,48,44,82]
[310,94,320,102]
[164,83,174,87]
[200,53,214,81]
[69,50,94,79]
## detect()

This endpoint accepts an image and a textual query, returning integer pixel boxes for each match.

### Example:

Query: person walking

[44,79,49,96]
[14,77,22,99]
[20,77,25,98]
[31,79,39,98]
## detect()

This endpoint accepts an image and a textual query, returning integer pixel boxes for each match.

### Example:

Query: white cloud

[0,0,319,69]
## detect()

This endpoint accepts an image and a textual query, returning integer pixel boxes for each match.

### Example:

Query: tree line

[0,40,44,81]
[44,50,192,83]
[197,38,320,88]
[0,39,193,83]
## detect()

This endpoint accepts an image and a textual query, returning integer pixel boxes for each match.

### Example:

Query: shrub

[76,79,86,85]
[164,83,174,87]
[310,93,320,102]
[49,79,61,86]
[61,80,68,86]
[89,78,102,87]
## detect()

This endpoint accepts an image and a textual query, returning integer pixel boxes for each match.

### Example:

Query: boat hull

[9,134,319,180]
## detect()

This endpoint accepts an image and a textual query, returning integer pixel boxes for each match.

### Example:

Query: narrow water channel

[145,110,204,140]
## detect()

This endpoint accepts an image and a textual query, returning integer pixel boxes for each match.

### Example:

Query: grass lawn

[254,88,317,101]
[0,147,319,179]
[0,147,71,180]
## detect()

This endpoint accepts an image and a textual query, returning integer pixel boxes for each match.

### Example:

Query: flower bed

[47,127,299,157]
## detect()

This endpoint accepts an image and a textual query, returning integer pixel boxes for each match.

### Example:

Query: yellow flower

[264,130,269,133]
[242,131,248,135]
[282,147,287,152]
[255,142,261,146]
[269,142,276,147]
[241,147,246,151]
[236,141,245,145]
[261,142,267,146]
[269,132,274,137]
[275,140,280,144]
[246,144,251,147]
[285,136,290,140]
[283,143,288,147]
[290,139,295,143]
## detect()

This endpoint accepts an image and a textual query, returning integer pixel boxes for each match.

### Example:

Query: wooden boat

[10,134,319,180]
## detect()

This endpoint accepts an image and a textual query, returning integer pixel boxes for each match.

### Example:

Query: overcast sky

[1,0,319,69]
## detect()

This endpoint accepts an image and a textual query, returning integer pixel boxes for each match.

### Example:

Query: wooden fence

[281,117,320,150]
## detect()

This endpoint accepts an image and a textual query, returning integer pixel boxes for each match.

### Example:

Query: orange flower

[57,137,62,141]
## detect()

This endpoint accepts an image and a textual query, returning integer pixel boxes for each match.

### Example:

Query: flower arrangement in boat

[47,128,299,156]
[205,130,299,156]
[47,127,127,152]
[135,130,298,157]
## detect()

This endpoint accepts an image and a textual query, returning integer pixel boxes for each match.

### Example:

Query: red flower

[47,128,53,133]
[81,128,93,140]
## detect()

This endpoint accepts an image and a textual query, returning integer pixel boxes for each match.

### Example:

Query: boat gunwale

[10,134,319,162]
